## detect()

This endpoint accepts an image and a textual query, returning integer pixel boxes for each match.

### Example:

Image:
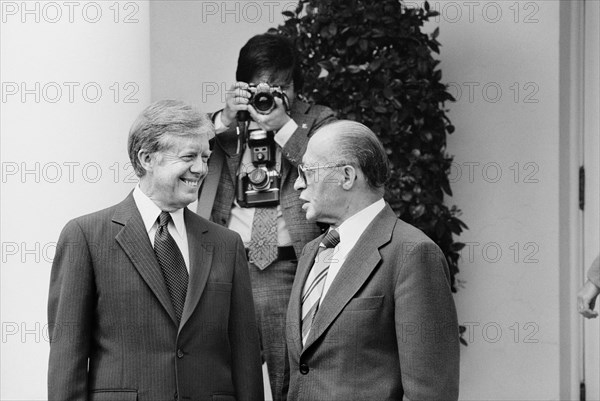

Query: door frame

[559,0,600,399]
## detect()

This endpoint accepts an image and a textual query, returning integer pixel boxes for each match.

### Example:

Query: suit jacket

[205,100,336,258]
[284,205,460,401]
[48,193,264,401]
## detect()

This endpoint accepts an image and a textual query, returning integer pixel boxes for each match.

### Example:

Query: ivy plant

[273,0,467,297]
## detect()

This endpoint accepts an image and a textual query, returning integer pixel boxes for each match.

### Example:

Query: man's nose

[293,175,305,191]
[191,157,207,175]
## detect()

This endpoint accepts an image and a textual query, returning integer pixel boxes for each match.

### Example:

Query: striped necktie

[301,229,340,346]
[154,211,189,323]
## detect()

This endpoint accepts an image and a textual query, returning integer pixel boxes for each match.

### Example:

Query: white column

[0,1,151,399]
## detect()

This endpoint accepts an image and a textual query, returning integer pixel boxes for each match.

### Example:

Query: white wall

[433,1,562,399]
[0,1,151,399]
[150,0,300,112]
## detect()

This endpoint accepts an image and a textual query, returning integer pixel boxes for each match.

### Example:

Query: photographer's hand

[222,82,250,127]
[248,97,291,132]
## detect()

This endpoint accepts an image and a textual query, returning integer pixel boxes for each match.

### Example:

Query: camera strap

[197,119,250,219]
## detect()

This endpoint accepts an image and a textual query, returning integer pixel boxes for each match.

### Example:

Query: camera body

[236,129,280,207]
[247,82,287,115]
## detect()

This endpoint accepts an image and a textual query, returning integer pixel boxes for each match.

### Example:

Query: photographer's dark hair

[236,33,303,91]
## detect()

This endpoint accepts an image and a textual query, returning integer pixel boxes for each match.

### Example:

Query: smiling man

[48,100,263,401]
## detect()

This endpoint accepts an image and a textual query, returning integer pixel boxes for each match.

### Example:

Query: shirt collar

[132,185,186,237]
[335,198,386,248]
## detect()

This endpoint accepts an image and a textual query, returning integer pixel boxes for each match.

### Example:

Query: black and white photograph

[1,0,599,400]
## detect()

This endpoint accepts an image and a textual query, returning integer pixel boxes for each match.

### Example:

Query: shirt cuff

[587,256,600,288]
[274,118,298,148]
[213,111,229,134]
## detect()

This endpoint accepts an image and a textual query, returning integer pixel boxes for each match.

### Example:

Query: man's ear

[340,165,357,190]
[137,149,154,174]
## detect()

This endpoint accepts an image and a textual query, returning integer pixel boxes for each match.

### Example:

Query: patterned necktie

[301,229,340,346]
[248,206,278,270]
[154,211,189,323]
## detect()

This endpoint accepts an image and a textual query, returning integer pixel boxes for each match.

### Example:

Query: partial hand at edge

[577,280,600,318]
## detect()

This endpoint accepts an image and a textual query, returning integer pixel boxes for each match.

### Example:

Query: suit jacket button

[299,363,309,374]
[177,348,184,358]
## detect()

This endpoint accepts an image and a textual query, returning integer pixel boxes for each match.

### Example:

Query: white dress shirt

[132,185,190,271]
[320,198,386,303]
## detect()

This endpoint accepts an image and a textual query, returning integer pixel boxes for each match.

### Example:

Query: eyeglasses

[297,163,348,183]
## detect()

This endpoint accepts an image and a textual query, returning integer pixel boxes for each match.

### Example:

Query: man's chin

[174,192,199,208]
[304,212,317,222]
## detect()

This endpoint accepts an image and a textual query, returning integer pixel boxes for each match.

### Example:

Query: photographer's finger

[246,106,269,129]
[582,309,599,319]
[225,87,237,103]
[236,94,250,105]
[226,83,249,101]
[246,105,260,120]
[234,82,250,93]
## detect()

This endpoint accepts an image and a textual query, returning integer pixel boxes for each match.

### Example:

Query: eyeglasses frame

[296,162,350,184]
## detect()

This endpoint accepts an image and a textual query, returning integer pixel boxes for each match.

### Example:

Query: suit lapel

[113,193,178,325]
[210,126,242,187]
[280,157,293,189]
[302,206,398,351]
[289,237,322,355]
[280,101,314,188]
[179,208,213,332]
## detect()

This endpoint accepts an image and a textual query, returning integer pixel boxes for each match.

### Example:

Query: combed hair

[328,120,390,190]
[236,33,303,91]
[127,100,214,177]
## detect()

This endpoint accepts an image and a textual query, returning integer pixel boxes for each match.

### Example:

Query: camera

[236,129,280,207]
[247,82,287,115]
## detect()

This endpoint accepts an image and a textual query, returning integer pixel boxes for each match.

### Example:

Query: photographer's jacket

[204,100,336,259]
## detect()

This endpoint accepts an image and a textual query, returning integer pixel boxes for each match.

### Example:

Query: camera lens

[248,168,270,190]
[253,92,275,114]
[251,83,276,115]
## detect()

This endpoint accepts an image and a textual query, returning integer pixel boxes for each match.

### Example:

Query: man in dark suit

[198,33,335,400]
[284,120,460,400]
[48,100,263,401]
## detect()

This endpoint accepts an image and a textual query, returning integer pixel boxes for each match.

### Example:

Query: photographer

[198,33,335,401]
